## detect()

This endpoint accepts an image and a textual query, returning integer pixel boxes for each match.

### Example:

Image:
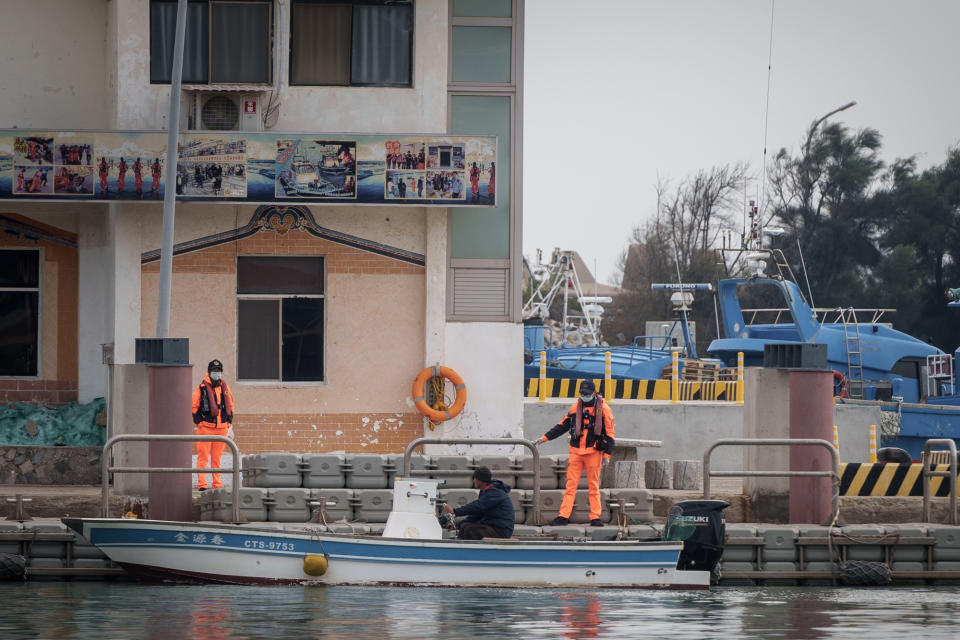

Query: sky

[523,0,960,285]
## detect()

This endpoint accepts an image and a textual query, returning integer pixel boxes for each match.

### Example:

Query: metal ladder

[840,307,864,399]
[769,249,798,283]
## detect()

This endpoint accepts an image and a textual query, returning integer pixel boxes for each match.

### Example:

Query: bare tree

[654,163,750,274]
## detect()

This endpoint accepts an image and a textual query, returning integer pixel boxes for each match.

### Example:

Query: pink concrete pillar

[148,365,194,521]
[788,371,834,524]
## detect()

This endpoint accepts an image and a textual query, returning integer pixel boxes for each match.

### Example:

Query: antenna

[797,237,817,315]
[674,249,697,359]
[759,0,776,221]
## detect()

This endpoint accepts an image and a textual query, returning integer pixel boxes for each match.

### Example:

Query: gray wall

[522,397,881,473]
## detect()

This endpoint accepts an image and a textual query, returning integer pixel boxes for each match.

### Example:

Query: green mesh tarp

[0,398,106,446]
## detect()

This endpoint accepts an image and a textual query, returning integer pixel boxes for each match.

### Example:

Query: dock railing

[922,438,958,525]
[702,437,840,525]
[101,434,241,522]
[403,438,542,525]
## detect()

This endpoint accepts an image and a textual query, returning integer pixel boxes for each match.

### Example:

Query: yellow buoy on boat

[303,554,328,577]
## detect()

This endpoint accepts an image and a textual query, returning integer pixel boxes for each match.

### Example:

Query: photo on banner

[177,134,247,198]
[385,170,423,199]
[94,132,167,199]
[424,171,466,200]
[0,136,11,196]
[275,138,357,199]
[385,140,425,170]
[53,133,96,196]
[427,142,465,170]
[464,136,497,205]
[0,129,496,205]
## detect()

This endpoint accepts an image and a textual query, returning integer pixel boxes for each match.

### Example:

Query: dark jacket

[542,397,615,453]
[453,479,514,537]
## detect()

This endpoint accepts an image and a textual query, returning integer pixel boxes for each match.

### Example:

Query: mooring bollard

[604,351,613,400]
[538,350,547,403]
[736,351,744,404]
[671,351,679,404]
[869,424,878,463]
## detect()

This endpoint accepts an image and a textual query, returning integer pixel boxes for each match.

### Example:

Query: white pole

[157,0,188,338]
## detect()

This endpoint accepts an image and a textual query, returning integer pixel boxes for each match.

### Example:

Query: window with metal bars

[236,256,325,382]
[0,249,40,377]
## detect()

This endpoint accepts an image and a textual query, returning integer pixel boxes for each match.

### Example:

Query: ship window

[289,0,413,87]
[892,358,921,380]
[237,256,324,382]
[0,249,40,377]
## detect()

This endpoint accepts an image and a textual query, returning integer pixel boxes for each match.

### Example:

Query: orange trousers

[558,448,603,520]
[196,425,227,489]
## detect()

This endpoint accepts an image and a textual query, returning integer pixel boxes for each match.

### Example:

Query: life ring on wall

[833,371,848,398]
[412,366,467,422]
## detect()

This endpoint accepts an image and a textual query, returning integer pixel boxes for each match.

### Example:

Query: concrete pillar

[107,204,142,365]
[77,207,109,402]
[422,208,447,451]
[441,322,524,452]
[112,364,150,496]
[743,368,791,497]
[788,371,834,525]
[743,367,836,524]
[147,365,194,521]
[423,208,447,370]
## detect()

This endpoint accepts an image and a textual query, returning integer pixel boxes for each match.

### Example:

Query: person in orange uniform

[534,379,614,526]
[191,359,234,491]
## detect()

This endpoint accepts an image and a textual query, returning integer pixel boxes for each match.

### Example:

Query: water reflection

[558,594,602,638]
[1,584,959,639]
[785,597,832,639]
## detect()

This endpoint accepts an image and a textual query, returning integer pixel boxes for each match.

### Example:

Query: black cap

[579,379,596,394]
[207,359,223,372]
[472,467,492,484]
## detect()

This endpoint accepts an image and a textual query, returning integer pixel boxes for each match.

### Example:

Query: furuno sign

[0,130,497,207]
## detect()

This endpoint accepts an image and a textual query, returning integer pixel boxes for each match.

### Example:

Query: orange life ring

[833,371,848,398]
[412,365,467,422]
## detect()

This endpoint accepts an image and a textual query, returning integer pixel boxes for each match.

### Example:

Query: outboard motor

[663,499,729,574]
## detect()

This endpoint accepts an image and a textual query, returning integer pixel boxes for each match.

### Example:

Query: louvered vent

[201,95,240,131]
[452,268,508,317]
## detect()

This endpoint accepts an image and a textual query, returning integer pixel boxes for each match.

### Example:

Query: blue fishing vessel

[522,249,701,382]
[706,247,960,460]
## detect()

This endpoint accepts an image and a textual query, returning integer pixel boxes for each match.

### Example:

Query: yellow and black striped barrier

[839,462,956,497]
[524,378,740,401]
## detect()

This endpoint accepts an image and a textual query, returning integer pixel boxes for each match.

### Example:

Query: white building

[0,0,526,455]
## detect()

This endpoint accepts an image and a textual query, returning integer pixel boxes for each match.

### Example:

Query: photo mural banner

[0,130,497,207]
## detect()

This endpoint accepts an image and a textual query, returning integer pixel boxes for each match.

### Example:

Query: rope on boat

[879,410,901,438]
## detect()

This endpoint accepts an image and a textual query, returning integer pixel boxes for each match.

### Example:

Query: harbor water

[1,584,959,639]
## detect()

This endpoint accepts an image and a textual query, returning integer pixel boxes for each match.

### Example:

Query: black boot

[549,516,569,526]
[590,519,604,527]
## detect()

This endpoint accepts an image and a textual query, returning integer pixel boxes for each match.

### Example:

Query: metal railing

[403,438,542,525]
[702,438,840,525]
[101,434,242,522]
[922,439,958,525]
[739,307,894,326]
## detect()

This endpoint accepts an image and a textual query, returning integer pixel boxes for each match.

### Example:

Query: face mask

[580,393,595,403]
[210,372,222,382]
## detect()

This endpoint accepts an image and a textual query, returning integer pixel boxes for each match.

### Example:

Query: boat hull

[64,518,709,590]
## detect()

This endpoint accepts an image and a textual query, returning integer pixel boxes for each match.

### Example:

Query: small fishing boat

[63,477,726,589]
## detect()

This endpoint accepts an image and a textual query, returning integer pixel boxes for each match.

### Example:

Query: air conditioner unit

[186,92,263,132]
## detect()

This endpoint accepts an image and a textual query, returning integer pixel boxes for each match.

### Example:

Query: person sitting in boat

[534,379,615,527]
[441,467,514,540]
